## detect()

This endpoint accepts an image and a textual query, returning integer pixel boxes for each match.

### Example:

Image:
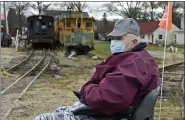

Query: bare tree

[55,2,88,12]
[30,2,53,14]
[73,2,88,12]
[157,2,184,28]
[7,2,30,36]
[102,13,108,33]
[103,2,145,20]
[7,8,18,30]
[142,2,158,21]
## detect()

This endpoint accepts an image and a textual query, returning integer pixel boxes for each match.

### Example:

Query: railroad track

[157,61,184,102]
[1,49,53,120]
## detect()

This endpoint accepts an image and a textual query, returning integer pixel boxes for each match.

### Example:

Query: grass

[55,50,101,66]
[154,102,184,119]
[90,41,184,59]
[8,68,95,120]
[8,67,184,120]
[4,44,184,120]
[90,42,111,58]
[1,71,19,79]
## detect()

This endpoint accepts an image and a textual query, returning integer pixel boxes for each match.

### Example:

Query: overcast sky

[1,2,167,21]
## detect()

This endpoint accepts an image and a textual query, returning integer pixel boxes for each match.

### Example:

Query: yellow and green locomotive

[54,12,96,54]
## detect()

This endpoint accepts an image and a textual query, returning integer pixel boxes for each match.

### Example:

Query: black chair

[72,86,160,120]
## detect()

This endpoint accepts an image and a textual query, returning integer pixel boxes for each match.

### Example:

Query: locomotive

[26,15,55,47]
[26,12,96,54]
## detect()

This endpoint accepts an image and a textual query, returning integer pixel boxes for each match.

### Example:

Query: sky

[82,2,123,20]
[0,2,173,21]
[1,2,123,20]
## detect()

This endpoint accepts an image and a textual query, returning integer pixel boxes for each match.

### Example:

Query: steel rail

[3,52,53,120]
[1,50,46,95]
[6,49,34,72]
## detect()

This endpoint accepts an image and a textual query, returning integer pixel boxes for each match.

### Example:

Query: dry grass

[154,102,184,119]
[8,68,95,120]
[153,53,184,67]
[3,47,184,120]
[1,71,19,79]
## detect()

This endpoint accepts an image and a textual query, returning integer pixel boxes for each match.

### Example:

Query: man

[34,18,160,120]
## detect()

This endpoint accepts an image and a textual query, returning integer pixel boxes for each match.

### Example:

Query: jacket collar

[131,42,147,51]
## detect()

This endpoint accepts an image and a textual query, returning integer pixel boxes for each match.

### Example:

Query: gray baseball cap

[107,18,140,37]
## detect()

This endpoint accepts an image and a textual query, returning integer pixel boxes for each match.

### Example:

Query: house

[139,21,184,45]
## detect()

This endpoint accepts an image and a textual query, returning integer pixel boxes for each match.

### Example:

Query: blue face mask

[110,40,126,54]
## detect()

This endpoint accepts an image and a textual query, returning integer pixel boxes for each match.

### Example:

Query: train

[26,15,55,48]
[26,12,96,54]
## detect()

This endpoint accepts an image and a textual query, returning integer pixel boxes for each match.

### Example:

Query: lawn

[90,41,184,59]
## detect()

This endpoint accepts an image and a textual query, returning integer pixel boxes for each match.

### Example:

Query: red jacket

[78,43,161,115]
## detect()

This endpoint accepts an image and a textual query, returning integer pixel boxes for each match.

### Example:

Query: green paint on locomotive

[63,32,94,48]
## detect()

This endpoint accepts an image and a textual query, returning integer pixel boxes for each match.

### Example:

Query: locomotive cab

[26,15,55,47]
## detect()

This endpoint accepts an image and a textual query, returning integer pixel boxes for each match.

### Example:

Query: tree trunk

[151,11,154,21]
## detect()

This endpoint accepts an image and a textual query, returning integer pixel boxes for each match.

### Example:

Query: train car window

[78,23,81,28]
[35,21,40,27]
[41,25,47,30]
[86,23,92,28]
[48,21,52,28]
[34,21,40,35]
[29,21,34,29]
[41,22,47,30]
[66,22,71,28]
[41,22,46,26]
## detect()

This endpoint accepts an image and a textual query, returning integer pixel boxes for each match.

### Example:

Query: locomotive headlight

[39,16,42,19]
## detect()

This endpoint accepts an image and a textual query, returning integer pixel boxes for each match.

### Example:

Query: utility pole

[3,2,9,35]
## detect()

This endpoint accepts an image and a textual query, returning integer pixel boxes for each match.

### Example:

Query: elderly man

[34,18,160,120]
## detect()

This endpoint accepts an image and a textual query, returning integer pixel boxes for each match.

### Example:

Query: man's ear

[133,39,138,44]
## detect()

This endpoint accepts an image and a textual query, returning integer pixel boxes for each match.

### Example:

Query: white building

[139,21,184,45]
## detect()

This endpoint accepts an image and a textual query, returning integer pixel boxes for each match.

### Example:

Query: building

[139,21,184,45]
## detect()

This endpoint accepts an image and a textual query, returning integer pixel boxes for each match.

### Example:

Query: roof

[138,21,159,34]
[61,17,95,21]
[27,15,54,21]
[43,10,89,19]
[96,21,161,36]
[43,10,62,17]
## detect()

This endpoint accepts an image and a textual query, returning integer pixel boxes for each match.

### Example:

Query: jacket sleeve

[83,58,148,115]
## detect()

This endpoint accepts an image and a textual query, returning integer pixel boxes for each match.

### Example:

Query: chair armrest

[71,105,104,115]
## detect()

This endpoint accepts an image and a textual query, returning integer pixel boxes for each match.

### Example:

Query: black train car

[26,15,55,46]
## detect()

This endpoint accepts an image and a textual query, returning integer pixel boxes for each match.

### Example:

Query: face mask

[110,40,126,54]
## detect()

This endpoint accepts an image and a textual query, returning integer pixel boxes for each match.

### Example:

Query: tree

[7,2,30,36]
[7,8,18,29]
[72,2,88,12]
[54,2,88,12]
[103,2,146,21]
[30,2,53,14]
[142,2,158,21]
[157,2,183,28]
[102,13,108,33]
